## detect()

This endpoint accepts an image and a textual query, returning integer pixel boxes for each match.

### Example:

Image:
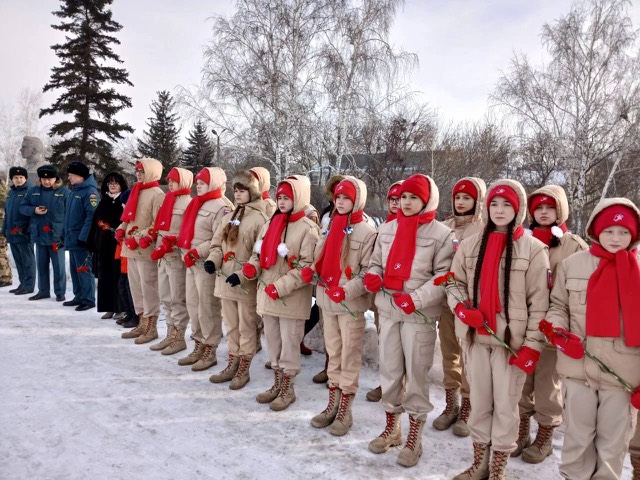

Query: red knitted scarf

[315,211,364,287]
[177,189,222,249]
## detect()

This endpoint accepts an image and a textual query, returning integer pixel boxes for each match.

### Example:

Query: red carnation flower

[224,251,236,263]
[10,227,21,235]
[345,266,354,279]
[434,271,455,286]
[52,243,59,252]
[42,225,52,232]
[287,255,298,270]
[76,266,90,273]
[127,226,139,236]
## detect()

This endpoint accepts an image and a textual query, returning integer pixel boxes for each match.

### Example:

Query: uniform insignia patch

[547,269,553,290]
[452,238,460,252]
[89,193,98,208]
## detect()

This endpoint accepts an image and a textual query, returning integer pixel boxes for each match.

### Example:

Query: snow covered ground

[0,268,634,479]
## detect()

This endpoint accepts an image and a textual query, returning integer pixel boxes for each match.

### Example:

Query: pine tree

[181,121,215,176]
[138,91,181,178]
[40,0,133,176]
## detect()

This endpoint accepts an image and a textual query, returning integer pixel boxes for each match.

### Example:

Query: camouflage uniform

[0,178,13,286]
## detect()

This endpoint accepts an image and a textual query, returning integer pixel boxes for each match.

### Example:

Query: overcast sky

[2,0,639,139]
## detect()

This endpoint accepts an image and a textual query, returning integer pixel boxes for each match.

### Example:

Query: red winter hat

[592,205,639,240]
[529,194,556,217]
[400,175,430,206]
[452,180,478,200]
[276,181,294,200]
[135,161,144,172]
[333,180,356,203]
[487,185,520,213]
[387,183,402,199]
[195,168,210,185]
[166,168,181,184]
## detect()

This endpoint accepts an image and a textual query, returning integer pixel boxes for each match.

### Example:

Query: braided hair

[469,218,515,349]
[221,205,246,245]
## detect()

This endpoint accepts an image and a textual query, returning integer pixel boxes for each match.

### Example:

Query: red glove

[242,262,257,279]
[184,249,199,268]
[162,235,177,248]
[138,235,153,249]
[114,228,125,243]
[632,388,640,411]
[326,286,346,303]
[539,319,584,359]
[455,302,484,328]
[301,266,315,284]
[124,237,138,251]
[150,245,167,261]
[509,346,541,374]
[362,273,382,293]
[392,292,416,314]
[265,284,279,300]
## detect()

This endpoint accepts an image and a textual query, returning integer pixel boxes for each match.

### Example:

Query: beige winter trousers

[262,314,305,376]
[186,267,222,346]
[323,311,366,395]
[158,258,189,329]
[519,346,563,426]
[462,341,527,453]
[221,298,260,356]
[438,307,470,397]
[128,257,160,317]
[379,318,436,422]
[630,422,640,457]
[560,379,637,480]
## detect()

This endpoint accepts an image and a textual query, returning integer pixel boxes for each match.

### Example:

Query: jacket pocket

[414,330,436,366]
[565,278,587,309]
[613,338,640,356]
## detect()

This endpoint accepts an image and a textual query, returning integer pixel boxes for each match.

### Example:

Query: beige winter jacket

[527,185,588,279]
[442,176,486,245]
[249,166,277,217]
[208,198,269,302]
[546,197,640,391]
[185,168,234,261]
[154,168,193,260]
[448,179,550,352]
[119,157,166,261]
[244,176,320,320]
[313,177,377,315]
[368,175,455,322]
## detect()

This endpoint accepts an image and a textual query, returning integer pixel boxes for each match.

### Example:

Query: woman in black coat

[88,172,128,318]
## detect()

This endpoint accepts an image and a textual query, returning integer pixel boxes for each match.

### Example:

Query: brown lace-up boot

[630,454,640,480]
[311,386,342,428]
[433,388,460,430]
[368,411,402,454]
[162,327,187,355]
[453,396,471,437]
[489,450,509,480]
[522,424,555,463]
[256,369,282,404]
[229,355,253,390]
[511,414,531,457]
[134,316,158,344]
[397,415,426,467]
[150,325,174,351]
[452,442,490,480]
[121,315,145,339]
[366,385,382,402]
[178,340,204,366]
[209,354,240,383]
[191,344,217,371]
[329,392,355,436]
[270,373,296,411]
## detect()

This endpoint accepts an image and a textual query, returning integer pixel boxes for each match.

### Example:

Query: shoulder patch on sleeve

[89,193,98,208]
[452,238,460,252]
[547,269,553,290]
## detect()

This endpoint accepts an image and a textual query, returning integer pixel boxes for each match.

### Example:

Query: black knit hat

[37,164,58,179]
[9,166,27,179]
[66,161,90,179]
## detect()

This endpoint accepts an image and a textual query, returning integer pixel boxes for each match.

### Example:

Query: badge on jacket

[452,238,460,252]
[547,269,553,290]
[89,193,98,208]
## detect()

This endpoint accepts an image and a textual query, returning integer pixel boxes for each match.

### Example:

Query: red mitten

[184,249,199,268]
[162,235,177,247]
[326,286,346,304]
[631,388,640,411]
[301,266,315,284]
[265,284,279,300]
[509,346,541,374]
[454,302,484,328]
[138,235,153,249]
[114,228,125,243]
[362,273,382,293]
[150,245,167,261]
[242,262,257,279]
[392,292,416,314]
[124,237,138,251]
[539,319,584,359]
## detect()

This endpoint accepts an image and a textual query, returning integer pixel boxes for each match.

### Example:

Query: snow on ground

[0,269,633,479]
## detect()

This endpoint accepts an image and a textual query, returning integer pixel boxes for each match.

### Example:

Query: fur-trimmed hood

[528,184,570,226]
[586,197,640,249]
[401,174,440,213]
[324,175,345,202]
[100,172,128,197]
[482,179,528,227]
[233,169,261,202]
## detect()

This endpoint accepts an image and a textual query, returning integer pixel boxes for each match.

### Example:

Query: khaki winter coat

[154,168,193,260]
[527,185,588,279]
[244,176,320,320]
[442,176,486,245]
[186,168,233,260]
[249,167,277,217]
[313,177,377,315]
[119,157,166,261]
[448,179,550,352]
[546,197,640,391]
[208,198,269,302]
[368,175,455,322]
